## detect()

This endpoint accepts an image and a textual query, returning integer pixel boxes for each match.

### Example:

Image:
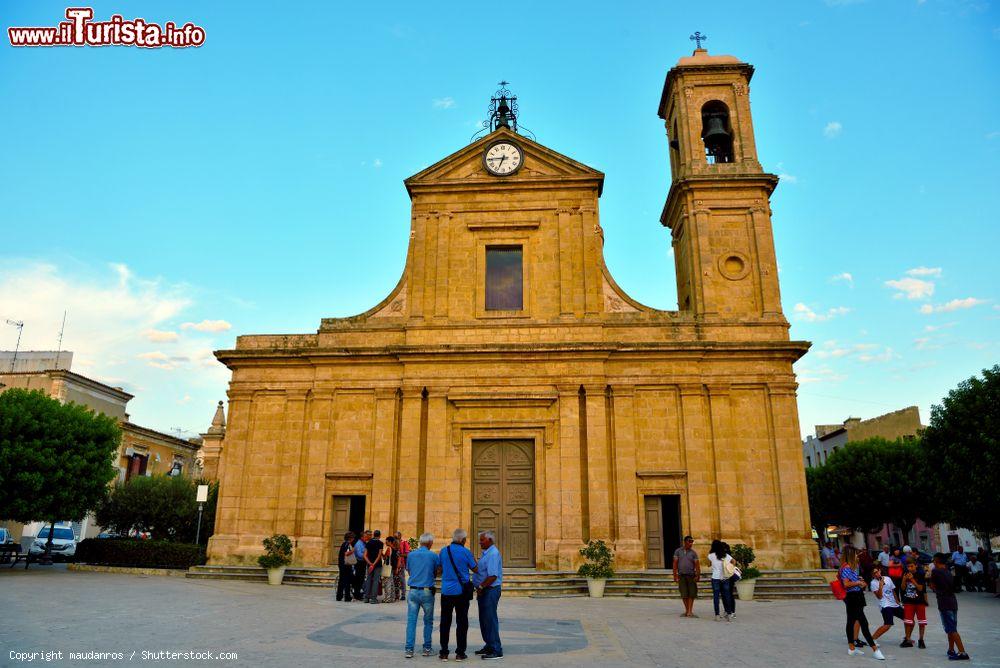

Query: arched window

[700,101,734,164]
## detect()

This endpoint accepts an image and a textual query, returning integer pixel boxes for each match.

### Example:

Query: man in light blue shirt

[951,546,968,591]
[352,531,370,600]
[474,531,503,660]
[404,533,441,658]
[438,529,478,661]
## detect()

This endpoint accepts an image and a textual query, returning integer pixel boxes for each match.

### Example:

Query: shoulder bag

[381,548,393,578]
[447,546,475,601]
[723,556,738,579]
[344,543,357,566]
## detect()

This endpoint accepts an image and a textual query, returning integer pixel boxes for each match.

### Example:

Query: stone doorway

[644,495,681,569]
[472,439,535,567]
[329,495,366,565]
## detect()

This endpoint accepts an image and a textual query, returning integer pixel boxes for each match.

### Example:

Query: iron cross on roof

[689,31,707,49]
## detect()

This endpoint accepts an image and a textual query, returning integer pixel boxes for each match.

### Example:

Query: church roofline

[403,127,605,198]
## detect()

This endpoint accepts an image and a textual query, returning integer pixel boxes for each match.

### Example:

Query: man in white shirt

[870,565,903,643]
[967,556,985,592]
[877,545,892,569]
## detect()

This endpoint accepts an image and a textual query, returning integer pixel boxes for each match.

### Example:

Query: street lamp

[195,484,209,545]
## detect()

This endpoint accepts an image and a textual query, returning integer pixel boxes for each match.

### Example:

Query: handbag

[381,548,393,578]
[446,545,475,601]
[830,578,847,600]
[344,544,357,566]
[723,557,737,579]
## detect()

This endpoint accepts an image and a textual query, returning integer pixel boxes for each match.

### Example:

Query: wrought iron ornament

[471,81,537,143]
[690,31,707,49]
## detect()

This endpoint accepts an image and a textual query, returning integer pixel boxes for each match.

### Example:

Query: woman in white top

[708,540,736,621]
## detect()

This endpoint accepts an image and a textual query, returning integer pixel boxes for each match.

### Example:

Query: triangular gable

[404,127,604,197]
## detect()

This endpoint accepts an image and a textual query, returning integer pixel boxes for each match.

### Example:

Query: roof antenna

[5,318,24,372]
[55,310,67,370]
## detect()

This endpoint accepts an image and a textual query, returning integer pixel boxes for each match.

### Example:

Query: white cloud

[919,297,987,314]
[142,328,179,343]
[914,337,942,351]
[987,131,1000,140]
[815,340,879,359]
[778,172,798,184]
[823,121,843,139]
[923,322,957,332]
[885,277,935,300]
[181,319,232,333]
[432,97,456,110]
[905,266,942,277]
[797,365,847,384]
[858,347,897,363]
[830,272,854,286]
[793,303,850,322]
[373,158,383,168]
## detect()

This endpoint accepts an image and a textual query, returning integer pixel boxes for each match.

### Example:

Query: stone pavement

[3,566,999,667]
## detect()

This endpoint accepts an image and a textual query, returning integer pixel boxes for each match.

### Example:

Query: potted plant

[258,534,293,585]
[731,543,761,601]
[577,539,615,598]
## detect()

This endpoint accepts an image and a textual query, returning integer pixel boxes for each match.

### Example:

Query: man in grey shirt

[673,535,701,618]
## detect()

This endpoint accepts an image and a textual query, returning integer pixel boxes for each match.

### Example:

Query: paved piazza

[4,567,999,667]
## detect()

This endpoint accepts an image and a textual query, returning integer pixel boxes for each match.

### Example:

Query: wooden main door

[472,440,535,567]
[644,495,682,569]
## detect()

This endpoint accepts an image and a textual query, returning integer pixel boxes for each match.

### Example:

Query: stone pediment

[404,128,604,197]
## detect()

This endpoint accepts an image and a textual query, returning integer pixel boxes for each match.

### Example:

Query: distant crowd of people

[835,544,987,661]
[336,528,505,660]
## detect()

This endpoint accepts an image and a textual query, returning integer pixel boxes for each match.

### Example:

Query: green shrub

[258,534,293,569]
[577,539,615,579]
[732,543,761,579]
[94,476,218,544]
[75,538,206,569]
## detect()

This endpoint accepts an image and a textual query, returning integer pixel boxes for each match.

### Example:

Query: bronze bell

[496,96,511,128]
[701,113,731,148]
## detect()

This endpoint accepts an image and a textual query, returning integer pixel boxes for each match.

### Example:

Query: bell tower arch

[658,48,784,328]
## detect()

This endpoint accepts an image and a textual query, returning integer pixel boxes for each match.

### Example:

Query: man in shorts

[870,565,903,643]
[673,535,701,618]
[930,553,970,661]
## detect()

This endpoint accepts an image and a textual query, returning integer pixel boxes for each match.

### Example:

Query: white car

[29,526,77,559]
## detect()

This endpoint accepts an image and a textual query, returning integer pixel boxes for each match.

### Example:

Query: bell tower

[658,47,784,327]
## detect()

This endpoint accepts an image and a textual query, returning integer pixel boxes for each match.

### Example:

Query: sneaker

[949,653,970,661]
[481,654,503,661]
[474,648,490,656]
[848,648,863,657]
[422,649,434,657]
[715,615,722,622]
[405,651,414,659]
[900,640,913,648]
[947,650,957,657]
[455,654,468,662]
[439,651,449,662]
[726,613,733,623]
[873,649,886,661]
[918,639,926,649]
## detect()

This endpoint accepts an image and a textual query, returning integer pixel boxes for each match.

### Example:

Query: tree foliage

[95,475,218,543]
[0,389,120,523]
[922,365,999,538]
[806,437,935,544]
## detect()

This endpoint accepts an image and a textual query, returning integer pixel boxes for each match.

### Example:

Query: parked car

[0,528,13,545]
[29,526,77,560]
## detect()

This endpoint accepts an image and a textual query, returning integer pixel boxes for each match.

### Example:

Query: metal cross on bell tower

[689,31,707,49]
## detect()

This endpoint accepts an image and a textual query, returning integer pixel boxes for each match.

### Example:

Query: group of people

[671,535,742,621]
[338,527,505,661]
[837,545,973,661]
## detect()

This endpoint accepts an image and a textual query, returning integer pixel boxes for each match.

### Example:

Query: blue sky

[1,0,997,438]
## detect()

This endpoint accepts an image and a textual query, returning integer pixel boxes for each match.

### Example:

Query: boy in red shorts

[899,560,928,648]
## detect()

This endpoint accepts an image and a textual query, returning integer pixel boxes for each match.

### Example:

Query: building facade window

[485,246,523,311]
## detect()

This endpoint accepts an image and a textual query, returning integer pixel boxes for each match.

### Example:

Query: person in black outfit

[363,530,385,603]
[336,531,356,602]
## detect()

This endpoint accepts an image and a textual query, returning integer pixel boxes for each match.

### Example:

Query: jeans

[337,564,354,601]
[477,587,502,655]
[353,561,366,599]
[711,578,735,616]
[364,567,381,602]
[405,588,435,652]
[440,594,470,655]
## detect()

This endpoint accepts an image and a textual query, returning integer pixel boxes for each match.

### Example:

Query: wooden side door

[329,496,351,565]
[472,440,535,567]
[644,496,665,569]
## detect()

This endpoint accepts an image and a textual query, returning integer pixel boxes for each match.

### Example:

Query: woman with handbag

[708,540,737,622]
[381,536,400,603]
[839,546,885,660]
[337,531,357,602]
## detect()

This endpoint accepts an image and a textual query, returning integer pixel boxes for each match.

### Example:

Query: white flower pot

[737,578,756,601]
[586,577,607,598]
[267,566,286,585]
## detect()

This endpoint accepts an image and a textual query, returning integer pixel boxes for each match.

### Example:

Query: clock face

[483,141,523,176]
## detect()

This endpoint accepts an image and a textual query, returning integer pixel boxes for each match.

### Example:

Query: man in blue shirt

[474,531,503,660]
[352,531,370,600]
[951,546,968,592]
[404,533,441,658]
[439,529,478,661]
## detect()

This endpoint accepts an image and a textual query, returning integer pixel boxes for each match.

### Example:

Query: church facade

[206,49,817,570]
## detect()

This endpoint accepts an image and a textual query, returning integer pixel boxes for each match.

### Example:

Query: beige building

[802,406,922,468]
[207,48,816,571]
